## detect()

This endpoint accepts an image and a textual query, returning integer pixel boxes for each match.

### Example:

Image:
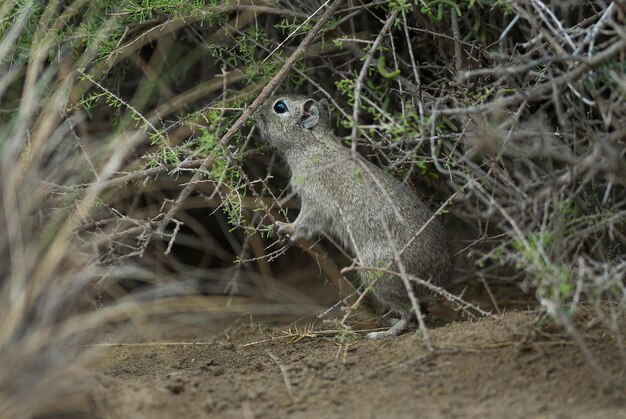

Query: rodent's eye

[273,100,288,114]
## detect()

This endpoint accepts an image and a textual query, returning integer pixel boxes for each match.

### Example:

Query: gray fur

[256,94,452,339]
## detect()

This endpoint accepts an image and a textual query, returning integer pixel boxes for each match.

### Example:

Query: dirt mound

[89,311,625,418]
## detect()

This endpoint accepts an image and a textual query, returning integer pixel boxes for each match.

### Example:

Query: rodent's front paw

[273,221,295,245]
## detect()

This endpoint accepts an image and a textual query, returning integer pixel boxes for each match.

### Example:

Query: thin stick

[350,10,400,148]
[380,217,433,351]
[68,341,217,348]
[267,350,294,400]
[450,7,462,72]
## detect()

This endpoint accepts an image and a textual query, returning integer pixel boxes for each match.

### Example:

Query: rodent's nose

[256,114,265,128]
[255,114,267,137]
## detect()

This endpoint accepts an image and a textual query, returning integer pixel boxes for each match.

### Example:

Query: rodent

[255,94,452,339]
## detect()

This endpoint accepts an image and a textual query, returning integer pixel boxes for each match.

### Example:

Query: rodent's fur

[256,94,452,339]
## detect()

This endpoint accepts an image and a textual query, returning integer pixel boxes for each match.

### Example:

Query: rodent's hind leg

[389,302,428,325]
[388,317,401,326]
[366,316,409,340]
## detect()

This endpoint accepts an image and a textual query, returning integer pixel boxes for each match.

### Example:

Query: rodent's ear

[298,99,320,129]
[319,99,331,122]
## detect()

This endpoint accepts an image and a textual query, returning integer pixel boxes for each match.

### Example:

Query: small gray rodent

[256,94,452,339]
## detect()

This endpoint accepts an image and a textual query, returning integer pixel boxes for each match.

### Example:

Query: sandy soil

[88,311,626,418]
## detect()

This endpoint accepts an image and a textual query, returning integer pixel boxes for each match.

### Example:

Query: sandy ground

[88,311,626,418]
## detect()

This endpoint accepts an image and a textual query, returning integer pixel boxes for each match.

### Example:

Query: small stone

[211,366,225,376]
[165,381,184,395]
[219,342,235,350]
